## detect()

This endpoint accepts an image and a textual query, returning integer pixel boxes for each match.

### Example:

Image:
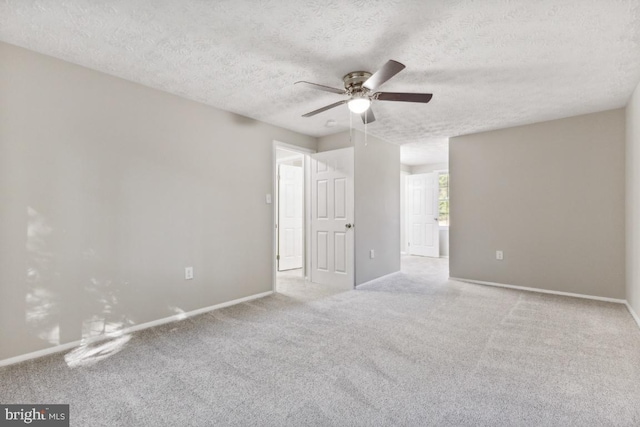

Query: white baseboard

[449,277,626,304]
[626,302,640,330]
[0,291,273,368]
[356,271,402,288]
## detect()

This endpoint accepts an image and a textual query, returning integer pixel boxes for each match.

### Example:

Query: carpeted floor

[2,256,640,426]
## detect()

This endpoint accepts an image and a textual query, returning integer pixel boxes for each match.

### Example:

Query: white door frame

[272,141,315,292]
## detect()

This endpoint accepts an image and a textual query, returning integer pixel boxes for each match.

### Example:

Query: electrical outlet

[185,267,194,280]
[370,249,375,259]
[496,251,504,261]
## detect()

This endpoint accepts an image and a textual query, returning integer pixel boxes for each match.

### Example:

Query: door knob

[345,223,353,229]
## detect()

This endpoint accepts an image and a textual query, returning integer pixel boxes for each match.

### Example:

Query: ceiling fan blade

[363,60,406,91]
[361,108,376,124]
[302,100,347,117]
[295,81,346,95]
[376,92,433,103]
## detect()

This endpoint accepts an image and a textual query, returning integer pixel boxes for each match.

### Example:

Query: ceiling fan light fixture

[347,97,371,114]
[296,59,432,122]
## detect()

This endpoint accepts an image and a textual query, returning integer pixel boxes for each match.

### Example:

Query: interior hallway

[276,267,353,301]
[276,255,449,296]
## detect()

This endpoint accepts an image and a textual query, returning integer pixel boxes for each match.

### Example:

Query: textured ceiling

[1,0,640,165]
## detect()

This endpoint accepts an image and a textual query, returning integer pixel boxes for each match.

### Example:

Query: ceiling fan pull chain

[365,110,368,146]
[349,110,353,145]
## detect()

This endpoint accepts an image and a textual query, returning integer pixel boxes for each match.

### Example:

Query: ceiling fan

[295,60,432,124]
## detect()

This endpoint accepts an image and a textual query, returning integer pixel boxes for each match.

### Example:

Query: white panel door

[278,164,304,271]
[311,147,354,286]
[407,173,440,257]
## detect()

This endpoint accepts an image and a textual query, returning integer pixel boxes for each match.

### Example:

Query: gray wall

[439,230,449,258]
[0,42,316,360]
[317,131,352,152]
[318,131,401,285]
[450,109,626,299]
[627,81,640,315]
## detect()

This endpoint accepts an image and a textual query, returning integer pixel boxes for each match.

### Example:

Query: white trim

[356,271,402,288]
[0,341,83,369]
[449,277,626,304]
[626,302,640,330]
[0,291,273,368]
[304,154,312,282]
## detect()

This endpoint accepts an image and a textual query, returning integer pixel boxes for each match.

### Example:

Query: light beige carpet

[1,256,639,426]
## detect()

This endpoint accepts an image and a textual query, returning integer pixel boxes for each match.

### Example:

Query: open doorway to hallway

[400,139,449,272]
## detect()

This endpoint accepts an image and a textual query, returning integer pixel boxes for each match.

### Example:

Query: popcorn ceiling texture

[1,0,639,153]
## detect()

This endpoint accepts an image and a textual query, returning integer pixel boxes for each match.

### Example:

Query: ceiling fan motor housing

[343,71,372,94]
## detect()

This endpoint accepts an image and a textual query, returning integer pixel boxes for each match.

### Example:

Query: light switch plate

[266,194,272,204]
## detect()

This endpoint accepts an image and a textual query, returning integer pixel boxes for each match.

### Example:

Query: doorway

[273,142,356,293]
[406,172,440,257]
[276,152,304,272]
[273,142,314,292]
[403,169,449,259]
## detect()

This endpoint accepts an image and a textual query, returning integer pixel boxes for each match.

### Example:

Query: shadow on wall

[24,206,136,367]
[26,206,59,346]
[3,124,218,366]
[230,112,258,127]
